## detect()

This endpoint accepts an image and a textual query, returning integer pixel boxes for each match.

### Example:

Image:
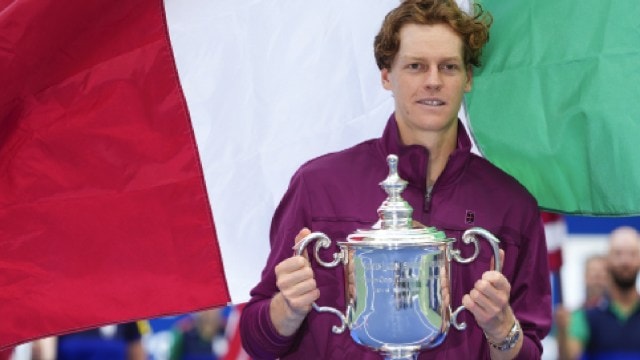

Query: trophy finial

[377,154,413,230]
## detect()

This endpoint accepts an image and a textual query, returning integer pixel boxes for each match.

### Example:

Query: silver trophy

[295,154,501,360]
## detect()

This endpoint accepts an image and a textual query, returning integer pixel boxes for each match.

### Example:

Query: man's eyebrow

[398,55,426,62]
[440,56,463,62]
[398,55,463,62]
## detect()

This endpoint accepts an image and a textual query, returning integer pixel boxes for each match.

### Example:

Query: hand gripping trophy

[295,154,501,360]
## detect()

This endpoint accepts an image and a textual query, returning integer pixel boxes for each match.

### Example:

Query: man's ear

[381,68,392,90]
[465,65,473,92]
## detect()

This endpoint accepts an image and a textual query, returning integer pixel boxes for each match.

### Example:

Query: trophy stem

[383,354,418,360]
[382,346,419,360]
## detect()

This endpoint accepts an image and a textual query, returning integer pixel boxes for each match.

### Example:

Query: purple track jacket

[240,115,552,359]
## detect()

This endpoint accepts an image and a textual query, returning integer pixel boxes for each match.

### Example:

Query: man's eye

[441,64,459,72]
[408,63,423,71]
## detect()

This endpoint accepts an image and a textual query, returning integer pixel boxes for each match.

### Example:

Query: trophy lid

[346,154,450,244]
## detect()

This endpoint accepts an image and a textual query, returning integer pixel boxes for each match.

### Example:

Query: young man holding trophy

[240,0,552,359]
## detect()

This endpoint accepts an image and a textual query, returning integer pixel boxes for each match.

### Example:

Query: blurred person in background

[31,337,57,360]
[555,254,609,359]
[54,322,146,360]
[581,255,609,308]
[566,226,640,360]
[169,308,227,360]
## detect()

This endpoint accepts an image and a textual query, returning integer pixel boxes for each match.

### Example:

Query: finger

[294,228,312,244]
[275,254,310,274]
[481,271,511,293]
[469,286,500,314]
[275,256,313,287]
[275,258,314,290]
[463,290,501,327]
[282,276,318,299]
[278,265,319,301]
[473,275,511,310]
[462,293,490,321]
[282,283,320,314]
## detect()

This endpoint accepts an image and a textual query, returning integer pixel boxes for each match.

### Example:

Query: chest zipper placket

[424,185,433,213]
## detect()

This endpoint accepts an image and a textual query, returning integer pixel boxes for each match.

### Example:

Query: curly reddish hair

[374,0,492,69]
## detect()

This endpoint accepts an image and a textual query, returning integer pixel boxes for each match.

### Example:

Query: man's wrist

[270,293,306,337]
[485,320,522,351]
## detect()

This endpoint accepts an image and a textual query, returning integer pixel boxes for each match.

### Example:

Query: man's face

[608,230,640,290]
[585,257,608,299]
[381,23,471,146]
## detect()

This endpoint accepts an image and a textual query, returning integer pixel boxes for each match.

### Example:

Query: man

[566,226,640,360]
[55,322,146,360]
[581,255,610,308]
[556,255,609,359]
[169,308,227,360]
[239,0,551,358]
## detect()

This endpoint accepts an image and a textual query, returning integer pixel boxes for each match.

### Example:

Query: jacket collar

[378,113,472,191]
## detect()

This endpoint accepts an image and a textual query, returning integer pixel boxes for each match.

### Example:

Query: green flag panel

[467,0,640,215]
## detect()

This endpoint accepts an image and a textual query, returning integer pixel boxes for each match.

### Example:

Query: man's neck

[413,126,458,187]
[427,143,454,187]
[610,287,640,315]
[395,118,459,187]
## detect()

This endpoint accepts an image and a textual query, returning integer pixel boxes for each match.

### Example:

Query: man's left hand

[461,249,516,342]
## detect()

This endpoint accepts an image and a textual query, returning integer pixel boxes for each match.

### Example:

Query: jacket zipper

[424,186,432,213]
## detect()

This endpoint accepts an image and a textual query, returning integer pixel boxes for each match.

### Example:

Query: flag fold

[0,0,228,350]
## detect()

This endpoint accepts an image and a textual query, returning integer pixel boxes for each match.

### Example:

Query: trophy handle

[450,227,501,331]
[294,232,349,334]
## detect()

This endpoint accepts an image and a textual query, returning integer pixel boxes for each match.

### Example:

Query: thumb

[292,228,312,259]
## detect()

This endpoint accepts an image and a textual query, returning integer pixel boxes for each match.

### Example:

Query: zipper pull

[424,187,432,212]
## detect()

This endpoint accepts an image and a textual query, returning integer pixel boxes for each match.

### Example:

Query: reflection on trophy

[296,154,501,360]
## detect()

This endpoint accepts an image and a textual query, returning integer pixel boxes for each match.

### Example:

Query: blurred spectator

[581,255,609,308]
[169,308,227,360]
[55,322,146,360]
[566,226,640,359]
[555,255,609,359]
[32,337,56,360]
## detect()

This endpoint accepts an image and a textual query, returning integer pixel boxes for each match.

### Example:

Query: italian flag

[1,0,637,352]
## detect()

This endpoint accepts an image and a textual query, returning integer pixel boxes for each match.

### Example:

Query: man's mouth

[417,99,445,106]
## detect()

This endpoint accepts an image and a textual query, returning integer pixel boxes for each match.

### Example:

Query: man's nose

[424,67,443,90]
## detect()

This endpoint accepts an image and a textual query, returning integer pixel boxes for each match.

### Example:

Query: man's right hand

[269,228,320,337]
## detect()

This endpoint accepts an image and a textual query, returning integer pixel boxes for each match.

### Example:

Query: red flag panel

[0,0,229,350]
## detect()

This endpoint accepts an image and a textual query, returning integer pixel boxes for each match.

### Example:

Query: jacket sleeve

[510,207,553,359]
[239,170,312,359]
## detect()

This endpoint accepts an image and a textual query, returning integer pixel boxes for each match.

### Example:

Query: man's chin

[611,272,638,290]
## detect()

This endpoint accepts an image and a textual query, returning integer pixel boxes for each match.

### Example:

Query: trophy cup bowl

[295,155,501,360]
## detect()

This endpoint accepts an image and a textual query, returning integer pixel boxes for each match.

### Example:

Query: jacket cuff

[257,300,297,351]
[514,333,542,359]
